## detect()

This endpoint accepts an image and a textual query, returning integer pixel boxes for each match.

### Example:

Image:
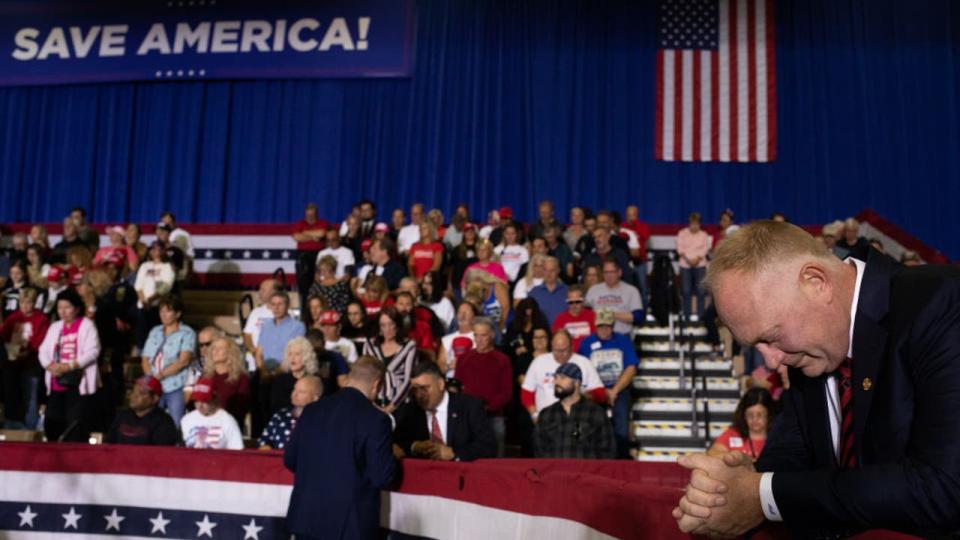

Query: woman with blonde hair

[30,224,50,250]
[512,253,546,307]
[202,336,250,425]
[408,221,443,280]
[463,267,509,332]
[269,336,318,415]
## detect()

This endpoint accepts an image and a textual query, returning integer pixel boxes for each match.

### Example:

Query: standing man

[397,203,425,255]
[623,205,651,309]
[454,319,513,454]
[673,221,960,538]
[585,258,644,336]
[292,203,329,308]
[578,309,639,459]
[285,356,397,540]
[528,257,569,325]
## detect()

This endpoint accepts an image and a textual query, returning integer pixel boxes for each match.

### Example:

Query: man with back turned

[284,355,397,540]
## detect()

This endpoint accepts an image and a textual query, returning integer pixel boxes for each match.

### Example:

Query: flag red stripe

[655,50,664,160]
[728,0,739,162]
[765,0,777,160]
[673,52,683,161]
[693,52,702,161]
[747,0,758,162]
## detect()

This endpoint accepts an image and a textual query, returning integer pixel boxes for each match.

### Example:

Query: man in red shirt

[551,285,596,353]
[454,318,512,455]
[0,287,50,429]
[622,204,651,310]
[291,203,329,307]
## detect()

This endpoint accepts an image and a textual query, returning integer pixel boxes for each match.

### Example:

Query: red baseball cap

[498,206,513,219]
[462,222,476,232]
[135,375,163,397]
[319,310,341,325]
[47,266,65,282]
[191,378,215,403]
[452,336,474,357]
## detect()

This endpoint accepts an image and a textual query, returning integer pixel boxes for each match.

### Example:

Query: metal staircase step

[634,326,708,338]
[636,357,733,378]
[633,421,729,439]
[635,436,710,450]
[633,448,696,462]
[640,341,716,353]
[632,397,739,414]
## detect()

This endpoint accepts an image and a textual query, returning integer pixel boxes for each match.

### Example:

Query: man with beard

[534,362,615,459]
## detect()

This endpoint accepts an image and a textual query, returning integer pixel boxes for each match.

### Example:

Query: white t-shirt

[316,246,356,278]
[325,337,359,364]
[397,224,421,254]
[180,408,244,450]
[426,298,456,330]
[521,353,604,414]
[440,331,475,377]
[513,277,544,301]
[134,261,175,309]
[243,305,273,371]
[494,244,529,282]
[585,281,643,335]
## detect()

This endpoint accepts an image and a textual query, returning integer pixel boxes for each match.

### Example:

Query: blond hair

[203,337,247,383]
[703,220,832,295]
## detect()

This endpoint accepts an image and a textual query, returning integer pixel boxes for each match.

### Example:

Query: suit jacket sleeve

[364,410,398,489]
[392,404,424,456]
[770,290,960,533]
[452,395,497,461]
[755,375,816,474]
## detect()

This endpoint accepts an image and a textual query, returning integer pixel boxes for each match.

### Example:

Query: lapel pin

[862,378,872,391]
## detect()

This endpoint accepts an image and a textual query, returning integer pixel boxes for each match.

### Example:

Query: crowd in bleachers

[0,201,924,460]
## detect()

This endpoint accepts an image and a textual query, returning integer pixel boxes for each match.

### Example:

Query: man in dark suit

[393,361,497,461]
[672,221,960,538]
[284,356,397,540]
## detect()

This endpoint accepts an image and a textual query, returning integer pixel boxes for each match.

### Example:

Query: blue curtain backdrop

[0,0,958,258]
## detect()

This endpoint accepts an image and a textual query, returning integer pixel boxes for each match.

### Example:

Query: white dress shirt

[760,257,865,521]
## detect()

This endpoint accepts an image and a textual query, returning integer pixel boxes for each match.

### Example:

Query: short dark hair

[157,295,184,314]
[374,237,395,255]
[161,211,176,222]
[376,307,408,344]
[70,207,86,217]
[411,360,443,380]
[359,199,376,210]
[56,289,85,312]
[350,355,387,383]
[394,291,415,303]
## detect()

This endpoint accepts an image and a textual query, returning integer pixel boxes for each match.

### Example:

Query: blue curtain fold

[0,0,957,258]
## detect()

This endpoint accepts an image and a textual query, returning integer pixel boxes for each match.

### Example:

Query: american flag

[655,0,777,162]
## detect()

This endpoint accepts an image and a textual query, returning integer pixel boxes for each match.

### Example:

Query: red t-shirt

[714,426,766,459]
[408,319,436,352]
[361,299,383,318]
[623,220,651,262]
[552,309,596,353]
[408,242,443,279]
[293,219,329,251]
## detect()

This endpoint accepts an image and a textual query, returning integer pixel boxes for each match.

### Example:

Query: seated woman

[708,388,777,461]
[202,337,251,427]
[268,336,320,416]
[362,307,418,414]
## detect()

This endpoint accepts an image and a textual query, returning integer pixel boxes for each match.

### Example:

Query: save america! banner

[0,0,414,86]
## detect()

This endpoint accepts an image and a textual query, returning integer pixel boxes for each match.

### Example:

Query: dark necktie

[836,358,857,468]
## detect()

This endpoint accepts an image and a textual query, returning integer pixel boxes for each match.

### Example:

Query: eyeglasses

[199,342,212,348]
[566,299,584,305]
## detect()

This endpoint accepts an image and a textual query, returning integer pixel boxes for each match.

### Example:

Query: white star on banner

[281,251,290,259]
[243,250,251,259]
[205,250,213,258]
[196,514,217,537]
[262,250,270,259]
[62,507,82,529]
[18,505,37,528]
[104,508,125,531]
[224,250,233,258]
[242,517,264,540]
[150,511,171,534]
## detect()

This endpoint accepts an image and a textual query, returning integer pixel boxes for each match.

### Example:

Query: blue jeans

[612,390,631,459]
[680,266,707,318]
[159,388,186,428]
[634,261,649,311]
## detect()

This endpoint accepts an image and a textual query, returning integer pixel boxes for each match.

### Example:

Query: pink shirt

[39,317,101,396]
[676,227,711,268]
[463,261,509,286]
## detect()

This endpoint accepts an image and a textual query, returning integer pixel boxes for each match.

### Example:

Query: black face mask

[554,384,575,400]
